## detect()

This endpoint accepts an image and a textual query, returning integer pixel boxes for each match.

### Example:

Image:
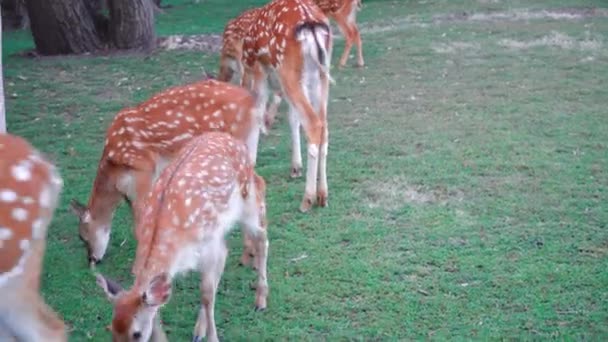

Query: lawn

[3,0,608,340]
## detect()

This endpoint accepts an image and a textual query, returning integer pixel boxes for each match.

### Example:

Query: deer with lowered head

[218,6,283,134]
[69,79,265,265]
[96,132,269,342]
[0,133,66,341]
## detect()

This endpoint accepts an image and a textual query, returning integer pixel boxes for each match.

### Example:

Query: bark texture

[24,0,155,55]
[108,0,155,50]
[0,7,5,133]
[25,0,104,54]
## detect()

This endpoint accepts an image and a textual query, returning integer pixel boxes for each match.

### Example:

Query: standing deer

[242,0,333,212]
[315,0,364,68]
[95,132,269,342]
[69,79,264,264]
[257,0,365,132]
[0,134,66,341]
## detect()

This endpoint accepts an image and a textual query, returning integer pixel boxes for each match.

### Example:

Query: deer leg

[251,229,269,311]
[239,231,256,267]
[287,104,303,178]
[245,117,261,165]
[279,70,323,212]
[241,200,269,309]
[351,22,364,67]
[193,241,227,342]
[0,292,66,342]
[316,72,330,207]
[264,92,283,132]
[333,14,354,68]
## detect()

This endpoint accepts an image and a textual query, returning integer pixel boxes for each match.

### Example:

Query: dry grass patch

[358,177,465,210]
[498,31,603,51]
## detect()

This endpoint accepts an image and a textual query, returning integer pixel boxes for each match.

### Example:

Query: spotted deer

[218,6,283,135]
[218,7,261,85]
[0,134,66,341]
[243,0,333,212]
[69,79,264,264]
[258,0,364,132]
[315,0,364,67]
[96,132,269,342]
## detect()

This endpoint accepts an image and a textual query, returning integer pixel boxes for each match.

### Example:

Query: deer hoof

[291,167,302,178]
[255,306,266,312]
[239,253,251,267]
[317,191,328,207]
[355,62,365,68]
[254,299,267,312]
[299,196,314,213]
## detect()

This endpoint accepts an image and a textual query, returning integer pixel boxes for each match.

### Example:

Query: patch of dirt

[157,34,222,53]
[358,177,464,210]
[498,31,602,51]
[434,7,608,23]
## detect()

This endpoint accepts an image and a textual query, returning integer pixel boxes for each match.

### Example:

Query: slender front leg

[317,128,329,207]
[252,230,269,311]
[239,230,256,267]
[333,13,354,68]
[193,243,228,342]
[317,72,330,207]
[352,23,365,67]
[263,92,283,132]
[288,105,303,178]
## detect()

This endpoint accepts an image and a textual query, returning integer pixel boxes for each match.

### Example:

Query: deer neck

[87,162,123,226]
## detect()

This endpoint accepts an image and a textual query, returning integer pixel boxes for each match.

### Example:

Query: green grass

[3,0,608,340]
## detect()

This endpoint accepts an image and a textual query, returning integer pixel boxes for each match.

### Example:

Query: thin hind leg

[279,68,323,212]
[193,242,228,342]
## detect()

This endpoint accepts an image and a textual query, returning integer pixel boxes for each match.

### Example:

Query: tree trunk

[0,6,5,133]
[108,0,155,50]
[25,0,105,55]
[25,0,155,55]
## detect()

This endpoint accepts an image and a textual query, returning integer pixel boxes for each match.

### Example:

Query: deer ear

[143,273,171,307]
[96,273,123,302]
[69,199,91,223]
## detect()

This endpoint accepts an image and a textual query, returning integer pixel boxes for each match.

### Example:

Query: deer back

[131,132,254,279]
[0,134,62,287]
[101,79,259,172]
[242,0,330,69]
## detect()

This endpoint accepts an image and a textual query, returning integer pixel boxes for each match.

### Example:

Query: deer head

[96,273,170,342]
[69,199,111,265]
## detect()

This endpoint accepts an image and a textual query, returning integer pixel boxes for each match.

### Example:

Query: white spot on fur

[0,190,17,203]
[0,228,13,240]
[12,208,28,222]
[11,164,31,182]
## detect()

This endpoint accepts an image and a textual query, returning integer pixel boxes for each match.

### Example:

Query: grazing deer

[0,134,66,341]
[315,0,364,68]
[69,79,264,264]
[96,132,269,342]
[218,7,283,135]
[218,7,261,85]
[242,0,333,212]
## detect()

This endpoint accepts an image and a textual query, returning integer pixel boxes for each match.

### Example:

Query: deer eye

[132,331,142,340]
